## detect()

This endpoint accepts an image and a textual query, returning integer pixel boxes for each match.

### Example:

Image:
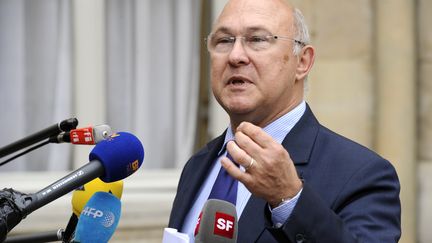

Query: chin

[219,96,258,113]
[225,104,255,115]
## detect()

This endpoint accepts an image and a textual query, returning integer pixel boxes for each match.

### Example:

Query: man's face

[209,0,304,127]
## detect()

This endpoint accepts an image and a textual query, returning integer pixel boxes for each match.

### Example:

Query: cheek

[278,54,297,78]
[280,54,293,73]
[210,58,225,80]
[260,54,292,81]
[258,55,296,93]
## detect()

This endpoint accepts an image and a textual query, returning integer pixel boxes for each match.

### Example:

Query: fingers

[226,140,256,171]
[244,157,256,171]
[226,122,274,171]
[221,154,252,183]
[236,122,275,149]
[234,131,262,160]
[229,122,275,170]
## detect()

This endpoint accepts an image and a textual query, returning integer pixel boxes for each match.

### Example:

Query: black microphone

[0,118,78,158]
[0,189,28,243]
[3,178,123,243]
[4,229,64,243]
[194,199,238,243]
[0,132,144,240]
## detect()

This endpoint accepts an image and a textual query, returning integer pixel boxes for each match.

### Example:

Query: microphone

[194,199,238,243]
[3,179,124,243]
[3,229,65,243]
[49,125,113,145]
[72,192,121,243]
[0,118,78,158]
[62,178,124,242]
[0,189,29,243]
[25,131,143,214]
[0,132,143,238]
[72,178,123,217]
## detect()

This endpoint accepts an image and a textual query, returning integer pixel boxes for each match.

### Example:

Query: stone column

[72,0,106,168]
[418,0,432,242]
[375,1,416,242]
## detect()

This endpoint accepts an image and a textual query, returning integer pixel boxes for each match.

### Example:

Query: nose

[228,38,250,66]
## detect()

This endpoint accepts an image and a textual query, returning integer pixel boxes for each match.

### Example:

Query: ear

[295,45,315,81]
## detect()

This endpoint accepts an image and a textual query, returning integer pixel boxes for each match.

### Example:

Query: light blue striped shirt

[181,101,306,241]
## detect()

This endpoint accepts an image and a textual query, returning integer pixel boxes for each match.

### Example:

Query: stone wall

[418,0,432,242]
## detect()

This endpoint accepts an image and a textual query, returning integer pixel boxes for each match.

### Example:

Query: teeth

[231,80,244,84]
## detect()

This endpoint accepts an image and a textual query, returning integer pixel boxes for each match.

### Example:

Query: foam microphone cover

[89,132,144,182]
[72,178,123,216]
[195,199,238,243]
[73,192,121,243]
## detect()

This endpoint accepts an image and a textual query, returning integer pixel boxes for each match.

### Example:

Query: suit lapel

[282,103,319,166]
[169,133,226,229]
[238,196,267,242]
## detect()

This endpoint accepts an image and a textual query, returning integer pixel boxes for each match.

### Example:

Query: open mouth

[229,79,246,85]
[227,76,252,86]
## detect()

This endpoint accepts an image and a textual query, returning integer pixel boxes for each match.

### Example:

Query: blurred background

[0,0,429,242]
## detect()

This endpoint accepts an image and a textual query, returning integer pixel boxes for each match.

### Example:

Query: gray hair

[292,8,310,56]
[291,7,311,93]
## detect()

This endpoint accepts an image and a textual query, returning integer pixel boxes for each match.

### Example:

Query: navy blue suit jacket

[168,104,401,243]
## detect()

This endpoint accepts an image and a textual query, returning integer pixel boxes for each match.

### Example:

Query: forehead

[212,0,293,34]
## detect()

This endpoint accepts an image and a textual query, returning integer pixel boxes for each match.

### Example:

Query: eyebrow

[212,26,272,35]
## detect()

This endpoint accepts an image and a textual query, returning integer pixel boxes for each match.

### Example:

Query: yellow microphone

[71,178,123,216]
[62,178,123,241]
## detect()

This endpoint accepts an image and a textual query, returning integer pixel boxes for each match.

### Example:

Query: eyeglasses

[206,34,306,54]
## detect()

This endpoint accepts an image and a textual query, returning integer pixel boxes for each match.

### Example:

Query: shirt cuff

[269,188,303,228]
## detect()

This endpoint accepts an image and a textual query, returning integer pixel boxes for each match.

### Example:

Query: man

[169,0,401,242]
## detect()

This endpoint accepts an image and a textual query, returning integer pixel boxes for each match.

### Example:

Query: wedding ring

[245,157,255,171]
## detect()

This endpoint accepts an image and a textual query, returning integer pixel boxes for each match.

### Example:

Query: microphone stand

[0,118,78,159]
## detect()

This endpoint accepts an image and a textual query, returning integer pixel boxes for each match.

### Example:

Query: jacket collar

[281,103,319,165]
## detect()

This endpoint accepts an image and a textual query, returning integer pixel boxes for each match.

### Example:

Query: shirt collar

[218,101,306,156]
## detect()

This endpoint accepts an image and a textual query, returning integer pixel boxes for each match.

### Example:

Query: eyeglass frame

[205,34,307,54]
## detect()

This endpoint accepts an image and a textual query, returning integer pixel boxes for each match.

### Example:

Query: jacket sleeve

[266,158,401,243]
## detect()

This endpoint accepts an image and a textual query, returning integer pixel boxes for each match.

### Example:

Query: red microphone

[194,199,238,243]
[49,125,112,145]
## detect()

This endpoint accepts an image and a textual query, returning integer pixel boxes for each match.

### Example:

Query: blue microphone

[89,132,144,182]
[73,192,121,243]
[23,132,144,215]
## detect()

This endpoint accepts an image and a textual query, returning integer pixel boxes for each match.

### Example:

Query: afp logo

[213,212,235,239]
[81,206,116,227]
[82,206,103,218]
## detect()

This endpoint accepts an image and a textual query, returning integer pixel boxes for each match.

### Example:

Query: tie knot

[224,140,239,166]
[226,151,235,164]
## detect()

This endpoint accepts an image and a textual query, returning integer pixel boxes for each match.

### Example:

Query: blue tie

[208,152,238,205]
